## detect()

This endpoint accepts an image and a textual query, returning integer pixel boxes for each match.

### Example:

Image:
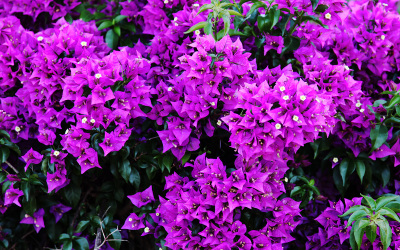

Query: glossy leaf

[376,218,392,250]
[361,194,376,211]
[375,195,399,210]
[184,21,207,34]
[345,209,368,228]
[365,224,377,244]
[98,20,113,30]
[378,207,400,223]
[370,125,388,152]
[355,160,366,183]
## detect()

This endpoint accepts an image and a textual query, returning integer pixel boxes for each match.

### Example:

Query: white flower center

[300,95,306,101]
[82,117,88,124]
[90,118,95,124]
[325,13,332,20]
[217,120,222,126]
[293,115,299,122]
[195,30,201,35]
[81,41,88,47]
[279,86,285,92]
[167,87,173,91]
[53,151,60,157]
[275,123,282,129]
[333,157,339,163]
[283,95,289,100]
[144,227,150,233]
[95,73,102,79]
[37,36,44,41]
[15,126,21,132]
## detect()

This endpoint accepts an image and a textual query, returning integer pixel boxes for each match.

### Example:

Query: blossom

[20,209,45,233]
[50,204,72,223]
[122,213,146,230]
[128,186,155,208]
[4,184,24,207]
[22,148,43,171]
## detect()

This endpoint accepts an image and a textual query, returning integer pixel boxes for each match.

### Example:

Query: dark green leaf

[63,241,73,250]
[75,220,90,233]
[378,207,400,223]
[80,10,94,22]
[246,2,268,18]
[119,159,132,183]
[365,224,377,244]
[269,8,280,30]
[114,15,128,23]
[105,30,118,49]
[339,158,350,186]
[386,95,400,109]
[376,218,392,250]
[311,0,319,10]
[98,20,113,30]
[282,36,300,54]
[386,202,400,213]
[73,237,89,250]
[59,233,71,241]
[375,195,399,211]
[114,26,121,36]
[21,182,30,202]
[0,130,11,141]
[314,4,329,13]
[108,228,122,250]
[129,167,140,191]
[353,218,369,248]
[373,99,387,107]
[63,182,82,208]
[184,21,208,34]
[345,210,368,228]
[197,4,214,15]
[355,160,366,183]
[1,147,9,163]
[361,194,376,211]
[370,124,388,151]
[163,155,173,173]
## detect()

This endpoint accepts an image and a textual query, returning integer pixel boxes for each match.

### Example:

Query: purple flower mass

[1,0,400,248]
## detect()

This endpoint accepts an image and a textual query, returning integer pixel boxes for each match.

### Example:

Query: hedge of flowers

[2,0,400,249]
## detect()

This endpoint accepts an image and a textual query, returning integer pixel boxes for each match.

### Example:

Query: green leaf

[381,165,390,188]
[73,237,89,250]
[75,220,90,233]
[246,2,268,18]
[269,8,280,30]
[314,4,329,13]
[339,205,365,217]
[386,202,400,213]
[21,182,30,202]
[386,95,400,109]
[108,228,122,250]
[353,218,369,248]
[119,159,132,183]
[105,29,118,49]
[181,152,191,165]
[114,15,128,23]
[311,0,319,10]
[197,4,214,15]
[378,207,400,223]
[257,14,271,32]
[376,218,392,250]
[339,158,350,186]
[228,10,243,17]
[370,125,388,151]
[1,147,9,163]
[63,241,73,250]
[355,160,366,183]
[204,20,213,35]
[361,194,376,211]
[63,182,82,208]
[80,10,94,22]
[345,210,368,228]
[373,99,387,107]
[0,130,11,141]
[349,223,358,250]
[64,14,73,24]
[163,155,173,173]
[114,26,121,37]
[221,11,231,38]
[184,21,208,34]
[282,36,300,54]
[129,167,140,191]
[365,224,377,244]
[98,20,113,30]
[59,233,71,241]
[375,195,399,211]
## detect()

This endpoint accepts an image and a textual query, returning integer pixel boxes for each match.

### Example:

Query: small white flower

[174,17,178,21]
[37,36,44,41]
[381,35,385,40]
[279,86,285,92]
[325,13,332,20]
[15,126,21,132]
[167,87,173,91]
[283,95,289,100]
[344,65,350,70]
[360,108,365,113]
[174,22,178,26]
[65,129,69,134]
[275,123,282,129]
[82,117,88,124]
[211,102,215,106]
[356,102,362,108]
[144,227,150,233]
[95,73,102,79]
[192,3,199,7]
[156,213,160,216]
[300,95,306,101]
[53,151,60,157]
[129,218,133,222]
[293,115,299,122]
[81,41,88,47]
[284,177,288,182]
[332,157,339,163]
[195,30,201,35]
[164,0,168,3]
[90,118,95,124]
[217,120,222,126]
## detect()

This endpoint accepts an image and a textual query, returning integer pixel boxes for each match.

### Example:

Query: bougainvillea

[2,0,400,249]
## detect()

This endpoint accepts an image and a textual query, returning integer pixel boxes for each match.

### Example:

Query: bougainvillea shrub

[2,0,400,249]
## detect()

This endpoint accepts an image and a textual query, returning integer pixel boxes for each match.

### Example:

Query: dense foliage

[2,0,400,249]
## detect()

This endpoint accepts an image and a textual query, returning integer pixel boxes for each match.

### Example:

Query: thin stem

[5,161,19,174]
